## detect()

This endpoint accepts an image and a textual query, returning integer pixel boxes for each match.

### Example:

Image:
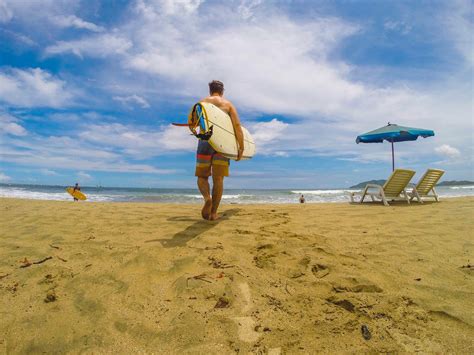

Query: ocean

[0,184,473,204]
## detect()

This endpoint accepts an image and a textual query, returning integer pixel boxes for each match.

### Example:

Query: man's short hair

[209,80,224,94]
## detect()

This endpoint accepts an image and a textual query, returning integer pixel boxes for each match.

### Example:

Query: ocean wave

[1,185,472,204]
[291,190,355,195]
[182,194,254,199]
[0,187,116,202]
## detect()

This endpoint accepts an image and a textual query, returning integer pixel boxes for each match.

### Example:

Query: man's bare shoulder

[200,96,233,113]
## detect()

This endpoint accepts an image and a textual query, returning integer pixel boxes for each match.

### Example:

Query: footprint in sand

[254,244,277,269]
[232,282,260,343]
[311,264,330,278]
[233,316,261,343]
[332,277,383,293]
[239,282,252,313]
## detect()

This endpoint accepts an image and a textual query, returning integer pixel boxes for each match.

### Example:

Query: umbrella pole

[391,141,395,171]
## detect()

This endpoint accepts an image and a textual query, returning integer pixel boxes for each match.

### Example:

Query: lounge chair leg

[411,187,422,203]
[433,188,439,202]
[403,190,410,204]
[360,186,369,204]
[380,189,389,206]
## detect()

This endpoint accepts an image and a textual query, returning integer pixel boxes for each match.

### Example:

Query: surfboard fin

[172,122,213,140]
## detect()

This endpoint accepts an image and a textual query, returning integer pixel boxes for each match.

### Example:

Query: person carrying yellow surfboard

[72,183,81,201]
[196,80,244,221]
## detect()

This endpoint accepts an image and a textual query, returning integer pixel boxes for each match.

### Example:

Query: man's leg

[210,175,224,221]
[197,177,212,220]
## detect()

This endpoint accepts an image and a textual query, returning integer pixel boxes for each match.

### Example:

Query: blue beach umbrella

[356,123,435,171]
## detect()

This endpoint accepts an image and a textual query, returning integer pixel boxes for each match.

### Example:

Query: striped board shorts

[195,140,230,177]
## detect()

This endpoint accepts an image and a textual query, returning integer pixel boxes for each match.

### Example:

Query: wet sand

[0,197,473,353]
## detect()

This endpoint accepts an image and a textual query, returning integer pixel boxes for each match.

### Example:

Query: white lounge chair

[408,168,444,203]
[350,169,416,206]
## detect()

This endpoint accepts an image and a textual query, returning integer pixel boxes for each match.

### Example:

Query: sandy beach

[0,197,473,353]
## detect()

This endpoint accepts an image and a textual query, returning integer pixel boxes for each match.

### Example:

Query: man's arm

[229,103,244,161]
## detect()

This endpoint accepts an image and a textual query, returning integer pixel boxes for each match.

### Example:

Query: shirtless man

[195,80,244,220]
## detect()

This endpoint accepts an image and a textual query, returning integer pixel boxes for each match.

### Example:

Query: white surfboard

[189,102,256,160]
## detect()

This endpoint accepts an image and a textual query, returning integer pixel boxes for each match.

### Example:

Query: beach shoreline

[1,197,473,352]
[1,183,472,204]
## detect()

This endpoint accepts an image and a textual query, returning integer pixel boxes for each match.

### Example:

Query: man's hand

[229,103,244,161]
[237,147,243,161]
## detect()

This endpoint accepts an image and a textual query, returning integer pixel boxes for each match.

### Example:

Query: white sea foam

[291,189,356,195]
[0,187,70,201]
[222,194,253,199]
[183,194,252,199]
[0,187,116,202]
[0,185,472,204]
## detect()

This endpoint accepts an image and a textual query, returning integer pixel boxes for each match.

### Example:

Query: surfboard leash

[171,103,214,140]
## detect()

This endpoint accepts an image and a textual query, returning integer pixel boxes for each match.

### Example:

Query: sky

[0,0,472,188]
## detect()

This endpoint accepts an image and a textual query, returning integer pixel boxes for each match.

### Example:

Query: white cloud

[0,0,13,23]
[113,94,150,108]
[50,15,104,32]
[435,144,461,158]
[0,68,74,108]
[249,119,288,155]
[1,29,36,46]
[274,151,289,157]
[40,168,58,176]
[251,119,288,144]
[79,122,195,157]
[443,0,473,66]
[384,20,412,34]
[0,172,11,182]
[44,33,132,58]
[77,171,92,181]
[135,0,203,17]
[160,124,196,151]
[0,0,81,26]
[125,14,362,118]
[0,113,27,136]
[0,131,178,174]
[237,0,262,20]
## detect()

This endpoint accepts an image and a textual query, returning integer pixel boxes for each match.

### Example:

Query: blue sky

[0,0,472,188]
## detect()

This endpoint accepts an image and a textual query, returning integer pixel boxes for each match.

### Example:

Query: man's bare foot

[209,212,220,221]
[201,198,212,220]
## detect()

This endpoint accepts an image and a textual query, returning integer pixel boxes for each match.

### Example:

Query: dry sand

[0,197,473,353]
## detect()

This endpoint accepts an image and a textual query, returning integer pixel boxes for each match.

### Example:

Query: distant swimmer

[72,183,80,201]
[299,194,305,203]
[196,80,244,221]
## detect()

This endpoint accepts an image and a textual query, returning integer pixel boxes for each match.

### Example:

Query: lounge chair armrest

[365,184,383,191]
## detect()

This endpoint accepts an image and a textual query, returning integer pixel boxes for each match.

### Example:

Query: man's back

[201,95,232,115]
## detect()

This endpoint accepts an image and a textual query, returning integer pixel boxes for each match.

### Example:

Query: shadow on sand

[145,208,240,248]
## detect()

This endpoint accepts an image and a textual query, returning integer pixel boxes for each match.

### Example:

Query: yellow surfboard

[66,187,87,200]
